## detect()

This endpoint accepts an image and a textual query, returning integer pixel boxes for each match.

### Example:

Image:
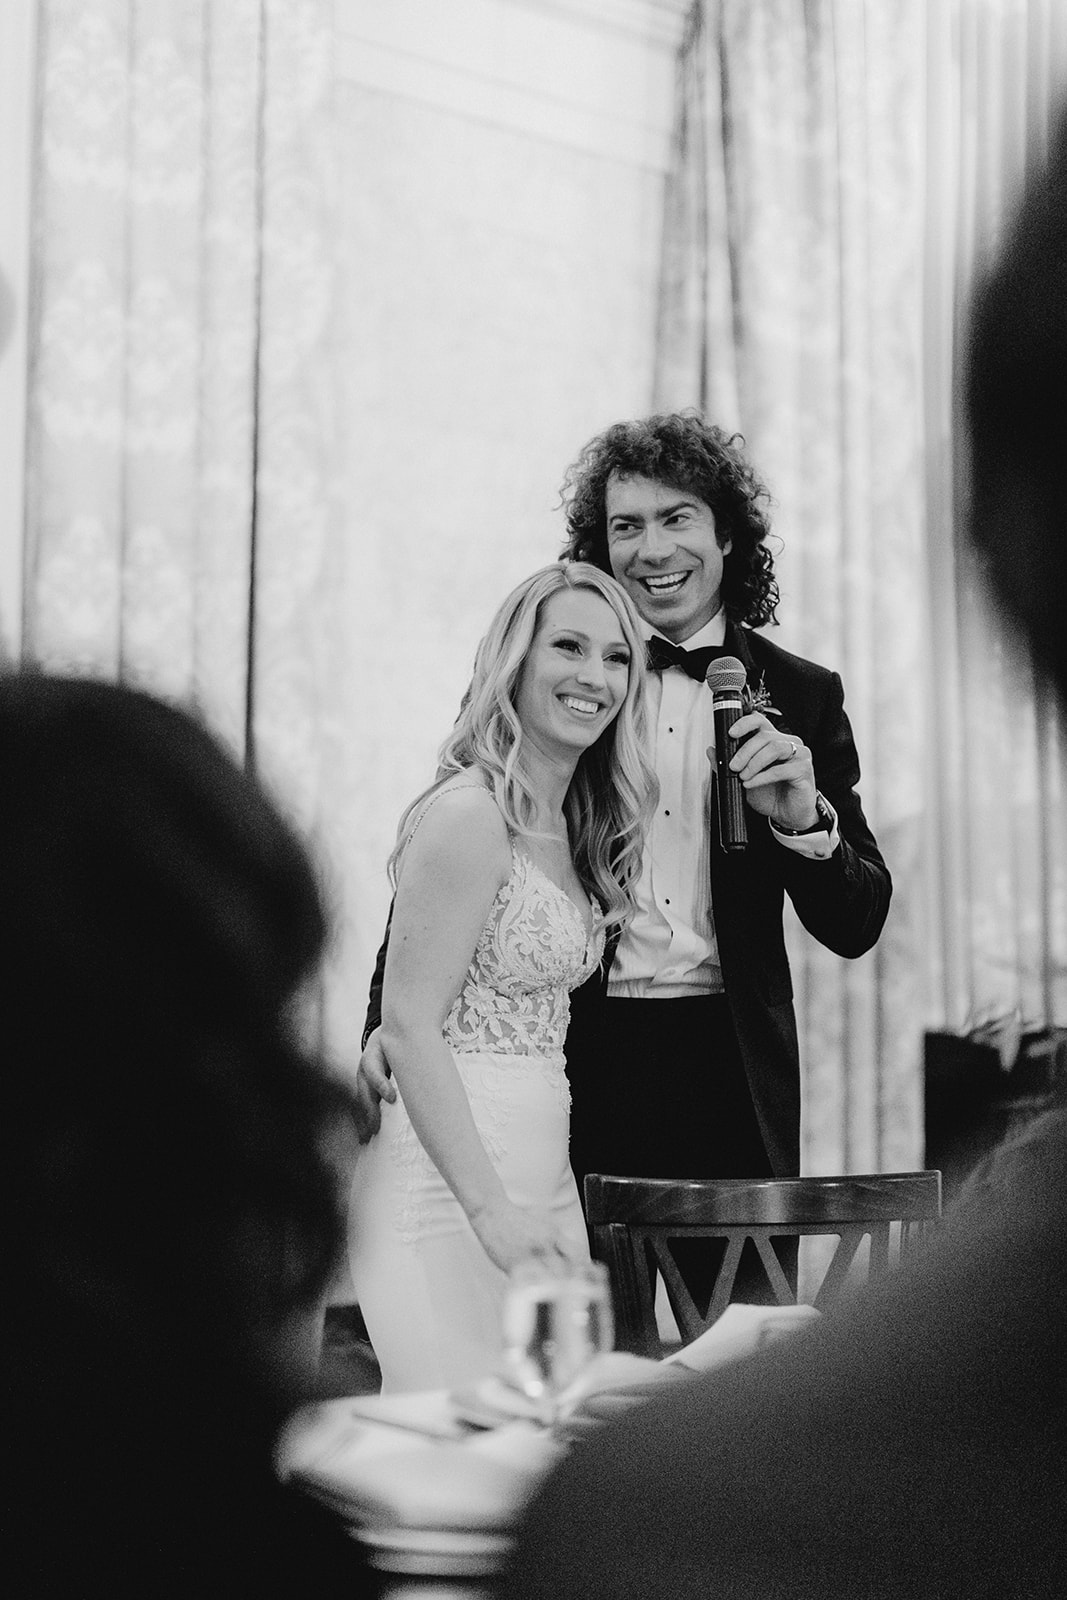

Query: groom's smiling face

[604,472,731,645]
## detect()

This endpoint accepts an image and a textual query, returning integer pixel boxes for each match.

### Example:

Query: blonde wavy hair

[390,562,657,933]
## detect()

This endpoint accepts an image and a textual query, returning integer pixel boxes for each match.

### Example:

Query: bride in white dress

[349,562,655,1392]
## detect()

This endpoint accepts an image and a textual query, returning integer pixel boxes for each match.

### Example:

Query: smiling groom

[557,413,890,1200]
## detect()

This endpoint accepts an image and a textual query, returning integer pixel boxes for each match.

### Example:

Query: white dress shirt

[609,614,839,1000]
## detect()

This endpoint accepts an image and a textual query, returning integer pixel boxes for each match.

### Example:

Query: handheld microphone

[705,656,748,851]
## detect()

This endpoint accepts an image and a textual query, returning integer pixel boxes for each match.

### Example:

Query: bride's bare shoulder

[401,774,509,879]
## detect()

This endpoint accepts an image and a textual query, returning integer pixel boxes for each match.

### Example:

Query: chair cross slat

[705,1233,748,1324]
[585,1171,942,1358]
[751,1233,797,1303]
[810,1227,868,1308]
[867,1220,892,1276]
[647,1233,707,1341]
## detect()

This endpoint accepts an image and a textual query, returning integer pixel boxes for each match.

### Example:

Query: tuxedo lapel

[723,621,758,679]
[724,624,787,729]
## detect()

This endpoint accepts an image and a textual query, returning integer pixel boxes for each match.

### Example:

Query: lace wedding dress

[349,829,603,1393]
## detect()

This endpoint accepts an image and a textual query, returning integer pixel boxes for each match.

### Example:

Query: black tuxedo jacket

[567,622,890,1178]
[364,623,890,1178]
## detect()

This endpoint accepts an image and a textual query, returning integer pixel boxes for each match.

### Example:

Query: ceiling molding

[503,0,693,49]
[334,0,685,171]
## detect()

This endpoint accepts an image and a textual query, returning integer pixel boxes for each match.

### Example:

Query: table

[277,1386,564,1592]
[278,1307,819,1592]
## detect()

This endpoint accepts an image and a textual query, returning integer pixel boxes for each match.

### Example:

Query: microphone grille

[705,656,747,694]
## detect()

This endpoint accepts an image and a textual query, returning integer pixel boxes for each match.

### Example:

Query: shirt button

[665,898,671,905]
[664,809,670,817]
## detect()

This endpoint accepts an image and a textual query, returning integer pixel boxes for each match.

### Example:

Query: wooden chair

[584,1171,942,1358]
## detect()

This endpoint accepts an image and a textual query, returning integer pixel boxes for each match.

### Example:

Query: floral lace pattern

[387,841,604,1242]
[444,844,604,1062]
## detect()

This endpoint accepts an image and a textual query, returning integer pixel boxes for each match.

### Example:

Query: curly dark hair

[560,412,779,628]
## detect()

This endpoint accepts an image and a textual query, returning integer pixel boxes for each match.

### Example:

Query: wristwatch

[773,792,834,836]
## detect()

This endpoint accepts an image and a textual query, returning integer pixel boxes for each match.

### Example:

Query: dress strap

[401,782,501,855]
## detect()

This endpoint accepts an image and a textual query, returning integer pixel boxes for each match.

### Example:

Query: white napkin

[553,1304,823,1434]
[663,1301,821,1373]
[449,1358,656,1423]
[451,1304,824,1431]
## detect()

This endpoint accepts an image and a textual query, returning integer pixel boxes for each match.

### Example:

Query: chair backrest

[584,1171,942,1358]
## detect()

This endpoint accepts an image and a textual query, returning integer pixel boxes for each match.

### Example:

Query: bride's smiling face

[513,587,632,759]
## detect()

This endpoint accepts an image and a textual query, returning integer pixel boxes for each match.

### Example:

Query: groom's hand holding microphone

[704,658,819,841]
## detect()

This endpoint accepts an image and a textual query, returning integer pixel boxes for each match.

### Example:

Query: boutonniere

[743,673,782,719]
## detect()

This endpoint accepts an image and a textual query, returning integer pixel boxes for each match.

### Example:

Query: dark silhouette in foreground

[5,674,368,1595]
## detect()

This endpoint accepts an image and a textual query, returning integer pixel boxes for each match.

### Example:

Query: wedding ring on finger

[783,739,798,762]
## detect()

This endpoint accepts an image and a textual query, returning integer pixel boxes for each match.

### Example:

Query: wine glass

[500,1258,614,1423]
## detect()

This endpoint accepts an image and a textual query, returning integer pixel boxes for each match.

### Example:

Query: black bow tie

[645,635,728,681]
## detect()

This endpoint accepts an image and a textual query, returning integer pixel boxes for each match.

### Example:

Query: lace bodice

[379,803,605,1244]
[444,842,605,1062]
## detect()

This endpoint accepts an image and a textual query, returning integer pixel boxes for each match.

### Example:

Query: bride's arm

[380,788,577,1273]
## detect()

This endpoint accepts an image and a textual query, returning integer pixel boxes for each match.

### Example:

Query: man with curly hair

[356,414,890,1275]
[557,412,890,1204]
[504,127,1067,1597]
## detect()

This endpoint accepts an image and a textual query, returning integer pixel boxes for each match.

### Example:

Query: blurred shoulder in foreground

[3,672,367,1595]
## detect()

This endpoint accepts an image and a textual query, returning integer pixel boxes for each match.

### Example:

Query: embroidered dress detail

[444,845,604,1061]
[387,841,603,1242]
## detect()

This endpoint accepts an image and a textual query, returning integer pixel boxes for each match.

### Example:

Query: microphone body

[705,658,749,852]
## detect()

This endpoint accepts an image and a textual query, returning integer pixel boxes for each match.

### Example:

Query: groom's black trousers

[565,993,796,1316]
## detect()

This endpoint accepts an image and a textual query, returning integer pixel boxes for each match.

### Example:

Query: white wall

[1,0,690,1068]
[0,0,38,663]
[327,0,689,1036]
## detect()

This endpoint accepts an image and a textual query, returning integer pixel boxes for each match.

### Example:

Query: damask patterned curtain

[24,0,341,785]
[22,0,357,1049]
[658,0,1067,1173]
[657,0,928,1172]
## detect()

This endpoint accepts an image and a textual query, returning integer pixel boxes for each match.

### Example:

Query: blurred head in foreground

[968,114,1067,707]
[3,672,351,1406]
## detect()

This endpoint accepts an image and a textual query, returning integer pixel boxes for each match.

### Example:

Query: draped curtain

[20,0,1067,1171]
[657,0,1067,1173]
[658,0,928,1171]
[21,0,359,1049]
